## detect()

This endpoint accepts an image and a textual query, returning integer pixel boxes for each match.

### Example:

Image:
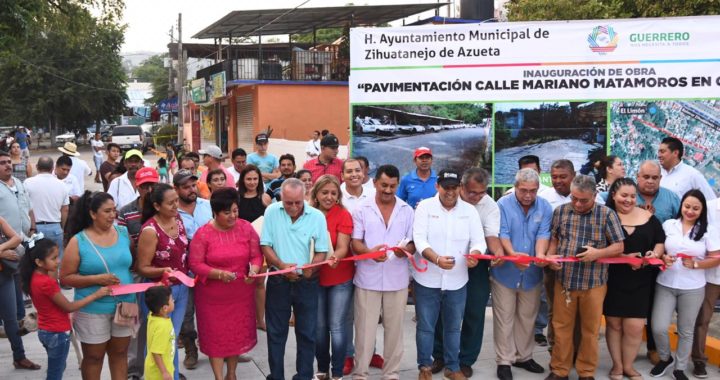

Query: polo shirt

[473,195,500,238]
[552,203,624,291]
[303,157,344,184]
[636,187,680,224]
[116,199,142,245]
[57,173,83,198]
[0,176,32,237]
[199,165,235,188]
[661,162,717,201]
[397,169,437,209]
[24,173,69,223]
[352,196,414,292]
[413,195,486,291]
[177,198,212,240]
[318,204,354,287]
[260,201,329,268]
[69,156,92,192]
[107,172,138,209]
[340,182,375,215]
[659,218,720,290]
[266,176,290,201]
[491,193,552,290]
[248,153,279,186]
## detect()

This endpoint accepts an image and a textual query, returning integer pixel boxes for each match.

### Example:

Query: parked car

[111,125,143,150]
[55,131,76,145]
[427,124,442,132]
[141,131,155,153]
[88,125,114,141]
[397,124,426,134]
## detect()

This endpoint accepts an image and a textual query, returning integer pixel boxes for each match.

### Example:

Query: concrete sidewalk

[3,304,713,380]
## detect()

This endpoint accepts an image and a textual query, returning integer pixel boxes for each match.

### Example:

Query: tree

[132,53,171,105]
[0,2,127,135]
[505,0,720,21]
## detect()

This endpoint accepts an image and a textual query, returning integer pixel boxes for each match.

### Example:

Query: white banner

[350,16,720,103]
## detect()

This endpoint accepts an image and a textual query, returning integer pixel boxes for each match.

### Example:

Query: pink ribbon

[109,270,197,296]
[464,254,666,271]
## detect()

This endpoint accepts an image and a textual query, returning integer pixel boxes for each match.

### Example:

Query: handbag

[83,231,139,335]
[0,232,21,274]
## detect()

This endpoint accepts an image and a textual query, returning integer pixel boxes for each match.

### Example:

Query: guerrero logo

[587,25,619,54]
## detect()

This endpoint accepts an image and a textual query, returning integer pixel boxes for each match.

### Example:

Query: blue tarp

[158,97,178,113]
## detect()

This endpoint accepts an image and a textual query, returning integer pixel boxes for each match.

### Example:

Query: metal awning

[192,3,448,39]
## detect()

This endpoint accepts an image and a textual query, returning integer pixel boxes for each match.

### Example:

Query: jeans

[266,275,319,380]
[0,272,26,361]
[140,284,189,380]
[38,330,70,380]
[36,223,64,259]
[179,285,197,342]
[433,262,490,367]
[535,286,549,335]
[414,282,467,372]
[14,273,25,320]
[651,284,705,371]
[316,280,353,377]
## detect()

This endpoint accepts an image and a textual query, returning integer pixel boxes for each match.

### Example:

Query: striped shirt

[552,203,624,291]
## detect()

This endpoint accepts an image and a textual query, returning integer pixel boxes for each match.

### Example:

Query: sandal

[609,371,623,380]
[624,371,643,380]
[13,358,41,370]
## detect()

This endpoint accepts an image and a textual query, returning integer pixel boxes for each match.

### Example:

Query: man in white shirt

[413,169,486,380]
[107,149,144,209]
[340,158,375,214]
[690,197,720,378]
[90,132,105,184]
[54,155,83,203]
[658,136,716,201]
[58,142,92,192]
[431,168,504,377]
[24,156,69,257]
[305,130,321,160]
[227,147,247,185]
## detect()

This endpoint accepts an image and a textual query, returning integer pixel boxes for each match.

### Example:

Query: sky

[120,0,463,53]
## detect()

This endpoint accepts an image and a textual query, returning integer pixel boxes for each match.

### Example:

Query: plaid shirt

[552,203,624,291]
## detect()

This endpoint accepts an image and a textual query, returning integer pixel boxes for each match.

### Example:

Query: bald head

[36,156,54,173]
[637,160,661,196]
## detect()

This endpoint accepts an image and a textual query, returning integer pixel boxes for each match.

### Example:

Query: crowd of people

[0,131,718,380]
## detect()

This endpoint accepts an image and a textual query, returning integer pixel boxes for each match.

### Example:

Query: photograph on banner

[493,101,608,185]
[610,100,720,194]
[352,103,492,178]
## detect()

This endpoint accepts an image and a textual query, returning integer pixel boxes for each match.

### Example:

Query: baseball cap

[321,134,339,148]
[255,133,269,144]
[414,147,433,158]
[124,149,144,160]
[173,169,199,186]
[135,167,159,186]
[198,145,223,159]
[437,169,461,188]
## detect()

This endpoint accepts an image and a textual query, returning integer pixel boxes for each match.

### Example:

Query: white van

[111,125,143,150]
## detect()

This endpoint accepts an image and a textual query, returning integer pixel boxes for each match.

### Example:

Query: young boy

[144,286,175,380]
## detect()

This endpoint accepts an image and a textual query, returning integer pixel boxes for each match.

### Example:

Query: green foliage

[291,28,345,44]
[506,0,720,21]
[132,54,171,105]
[0,1,127,133]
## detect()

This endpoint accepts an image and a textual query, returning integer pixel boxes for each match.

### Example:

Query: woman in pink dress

[188,187,262,380]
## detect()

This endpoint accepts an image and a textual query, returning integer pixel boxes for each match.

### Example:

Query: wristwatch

[693,261,699,269]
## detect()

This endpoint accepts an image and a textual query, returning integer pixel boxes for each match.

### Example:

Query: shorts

[72,311,132,344]
[93,155,103,170]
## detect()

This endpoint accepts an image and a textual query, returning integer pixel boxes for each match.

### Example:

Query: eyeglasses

[0,160,11,165]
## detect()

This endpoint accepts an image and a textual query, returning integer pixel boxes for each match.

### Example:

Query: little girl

[157,157,169,184]
[20,238,110,380]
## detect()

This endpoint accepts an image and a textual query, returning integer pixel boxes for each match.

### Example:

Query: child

[165,143,177,176]
[144,286,175,380]
[157,157,169,184]
[19,238,110,380]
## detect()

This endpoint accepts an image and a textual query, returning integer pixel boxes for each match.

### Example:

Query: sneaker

[419,366,433,380]
[650,356,674,378]
[497,365,513,380]
[513,359,544,374]
[313,373,327,380]
[431,358,446,374]
[443,368,468,380]
[460,364,473,378]
[544,373,569,380]
[369,354,384,369]
[672,370,689,380]
[342,357,353,376]
[535,333,548,347]
[693,361,708,379]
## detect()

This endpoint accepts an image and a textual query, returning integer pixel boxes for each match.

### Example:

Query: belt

[36,221,60,225]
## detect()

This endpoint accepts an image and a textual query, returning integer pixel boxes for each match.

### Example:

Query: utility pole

[177,13,184,142]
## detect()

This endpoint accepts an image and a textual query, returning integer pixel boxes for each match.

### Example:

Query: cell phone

[447,256,456,262]
[576,247,588,254]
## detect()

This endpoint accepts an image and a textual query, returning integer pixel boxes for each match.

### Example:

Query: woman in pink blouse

[188,187,262,380]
